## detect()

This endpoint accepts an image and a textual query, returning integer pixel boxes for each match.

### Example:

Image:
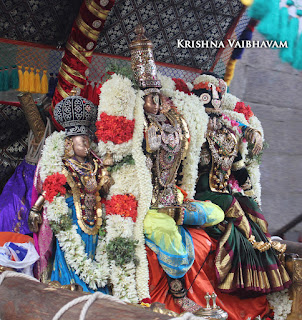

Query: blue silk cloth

[144,201,224,279]
[51,196,108,293]
[0,160,36,234]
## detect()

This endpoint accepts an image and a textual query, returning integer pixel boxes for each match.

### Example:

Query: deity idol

[192,72,291,294]
[29,92,113,292]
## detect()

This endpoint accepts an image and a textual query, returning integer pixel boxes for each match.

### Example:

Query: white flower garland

[39,131,110,290]
[97,73,136,161]
[108,164,140,199]
[171,90,208,198]
[106,215,138,302]
[193,74,220,87]
[267,289,293,320]
[132,89,153,301]
[221,92,240,111]
[97,76,152,302]
[158,73,176,97]
[98,73,136,120]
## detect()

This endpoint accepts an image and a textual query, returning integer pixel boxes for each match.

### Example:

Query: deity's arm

[231,153,255,198]
[28,192,45,233]
[240,124,263,155]
[97,152,115,197]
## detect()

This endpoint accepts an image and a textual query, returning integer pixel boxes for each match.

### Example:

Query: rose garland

[39,131,110,290]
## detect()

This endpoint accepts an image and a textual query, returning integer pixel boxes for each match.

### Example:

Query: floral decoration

[96,112,135,144]
[172,78,192,95]
[234,101,254,121]
[42,172,67,203]
[266,289,293,320]
[105,194,138,222]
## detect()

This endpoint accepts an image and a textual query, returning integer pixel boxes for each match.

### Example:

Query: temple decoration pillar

[50,0,115,130]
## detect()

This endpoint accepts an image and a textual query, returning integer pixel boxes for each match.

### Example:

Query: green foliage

[246,140,269,165]
[106,237,139,267]
[50,214,72,234]
[108,155,135,173]
[104,62,138,88]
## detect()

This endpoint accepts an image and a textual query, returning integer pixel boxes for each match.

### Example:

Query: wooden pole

[0,274,171,320]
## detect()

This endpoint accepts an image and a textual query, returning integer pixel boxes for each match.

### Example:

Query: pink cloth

[31,163,54,280]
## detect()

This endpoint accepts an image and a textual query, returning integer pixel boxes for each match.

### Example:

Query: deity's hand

[250,130,263,155]
[147,125,161,151]
[28,209,42,233]
[100,176,115,196]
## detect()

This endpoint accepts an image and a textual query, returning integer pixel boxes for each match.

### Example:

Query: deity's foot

[174,296,202,313]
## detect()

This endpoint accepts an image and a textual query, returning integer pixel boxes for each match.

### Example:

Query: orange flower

[96,112,135,144]
[105,194,138,222]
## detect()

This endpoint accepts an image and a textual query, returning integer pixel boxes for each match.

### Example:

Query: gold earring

[64,138,74,158]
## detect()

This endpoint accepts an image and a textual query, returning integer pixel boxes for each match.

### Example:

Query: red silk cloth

[147,228,270,320]
[50,0,115,130]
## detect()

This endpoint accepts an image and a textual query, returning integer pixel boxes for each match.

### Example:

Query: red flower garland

[105,194,138,222]
[234,101,254,121]
[172,78,192,95]
[96,112,135,144]
[43,173,67,203]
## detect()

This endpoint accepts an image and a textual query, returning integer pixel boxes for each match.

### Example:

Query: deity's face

[193,79,226,111]
[144,93,160,114]
[72,135,90,162]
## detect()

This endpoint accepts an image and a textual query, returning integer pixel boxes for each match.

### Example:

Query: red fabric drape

[147,228,269,320]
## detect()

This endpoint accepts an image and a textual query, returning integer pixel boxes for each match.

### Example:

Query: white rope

[52,291,127,320]
[0,270,39,286]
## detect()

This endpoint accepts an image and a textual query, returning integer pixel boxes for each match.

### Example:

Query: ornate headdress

[129,25,161,95]
[53,91,97,136]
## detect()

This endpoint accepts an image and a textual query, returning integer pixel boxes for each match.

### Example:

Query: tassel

[3,67,9,91]
[18,66,24,91]
[41,70,48,94]
[248,0,273,20]
[257,0,280,40]
[280,16,299,63]
[29,67,35,92]
[10,65,19,89]
[23,66,30,92]
[0,68,3,91]
[278,7,290,43]
[241,0,254,6]
[293,33,302,70]
[231,27,253,60]
[35,69,41,93]
[224,59,237,86]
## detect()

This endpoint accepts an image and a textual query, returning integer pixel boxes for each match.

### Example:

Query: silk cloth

[144,201,224,279]
[195,174,291,294]
[51,196,108,293]
[146,228,270,320]
[0,160,36,234]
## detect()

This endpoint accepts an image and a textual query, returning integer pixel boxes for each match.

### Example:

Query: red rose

[234,101,254,121]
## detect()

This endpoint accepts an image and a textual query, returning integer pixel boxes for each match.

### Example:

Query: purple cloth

[0,160,36,234]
